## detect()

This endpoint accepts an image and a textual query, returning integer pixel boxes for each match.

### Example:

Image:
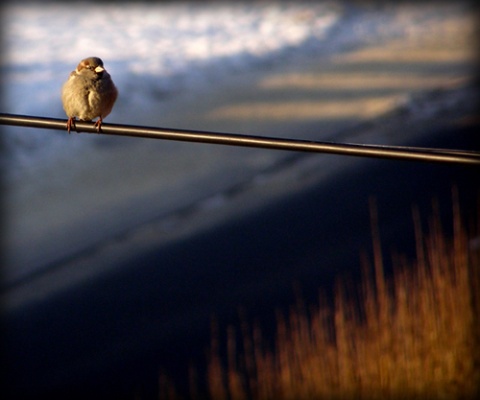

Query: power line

[1,113,479,165]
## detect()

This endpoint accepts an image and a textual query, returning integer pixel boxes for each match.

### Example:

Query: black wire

[1,113,479,165]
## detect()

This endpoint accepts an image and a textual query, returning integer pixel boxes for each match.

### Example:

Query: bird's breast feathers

[62,72,117,121]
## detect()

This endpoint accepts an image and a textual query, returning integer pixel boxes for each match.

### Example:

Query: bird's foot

[94,117,103,133]
[66,117,77,134]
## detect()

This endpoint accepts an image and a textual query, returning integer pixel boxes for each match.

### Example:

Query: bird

[61,57,118,133]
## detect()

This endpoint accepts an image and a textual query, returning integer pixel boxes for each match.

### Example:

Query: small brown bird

[61,57,118,133]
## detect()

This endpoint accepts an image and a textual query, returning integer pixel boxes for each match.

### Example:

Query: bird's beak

[95,66,105,73]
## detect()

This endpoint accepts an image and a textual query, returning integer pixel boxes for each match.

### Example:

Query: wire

[1,113,479,165]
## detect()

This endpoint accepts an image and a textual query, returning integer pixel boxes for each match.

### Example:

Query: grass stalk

[163,201,479,399]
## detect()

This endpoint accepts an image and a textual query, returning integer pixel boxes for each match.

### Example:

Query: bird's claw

[94,118,103,133]
[67,117,103,133]
[66,117,77,134]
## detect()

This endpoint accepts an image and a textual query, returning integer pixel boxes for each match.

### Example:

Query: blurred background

[1,1,479,398]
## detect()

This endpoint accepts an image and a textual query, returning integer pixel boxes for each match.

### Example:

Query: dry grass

[161,199,480,399]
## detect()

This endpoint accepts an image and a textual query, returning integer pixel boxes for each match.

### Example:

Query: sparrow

[61,57,118,133]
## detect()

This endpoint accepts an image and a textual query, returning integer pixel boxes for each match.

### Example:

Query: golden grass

[160,198,480,399]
